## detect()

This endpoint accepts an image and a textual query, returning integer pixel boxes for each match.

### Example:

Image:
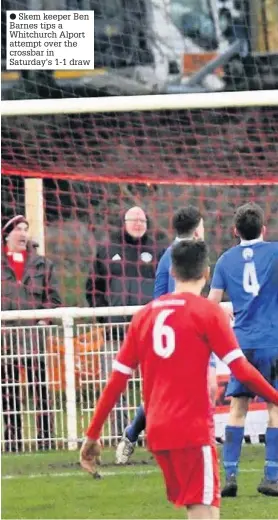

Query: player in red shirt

[80,240,278,519]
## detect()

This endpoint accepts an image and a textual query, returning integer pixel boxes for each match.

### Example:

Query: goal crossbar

[1,302,232,322]
[2,90,278,117]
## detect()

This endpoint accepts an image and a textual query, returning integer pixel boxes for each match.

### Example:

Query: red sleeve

[112,318,139,375]
[206,302,245,366]
[230,357,278,405]
[86,371,128,440]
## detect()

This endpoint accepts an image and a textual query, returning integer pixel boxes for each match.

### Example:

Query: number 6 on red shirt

[153,309,176,359]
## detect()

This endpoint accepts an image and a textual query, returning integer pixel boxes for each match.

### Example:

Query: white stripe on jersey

[112,360,133,375]
[222,349,245,366]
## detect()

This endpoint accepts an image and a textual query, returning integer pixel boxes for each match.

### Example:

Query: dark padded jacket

[86,230,163,321]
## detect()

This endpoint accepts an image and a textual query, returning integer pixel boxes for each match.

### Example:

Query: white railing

[1,305,146,453]
[1,305,143,321]
[4,302,259,454]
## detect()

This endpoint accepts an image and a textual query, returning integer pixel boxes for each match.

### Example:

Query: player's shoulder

[262,240,278,252]
[130,296,165,332]
[193,295,224,315]
[131,297,161,327]
[162,243,173,256]
[262,242,278,267]
[154,292,221,316]
[157,244,172,262]
[215,241,268,261]
[237,240,278,257]
[215,241,278,274]
[215,244,239,266]
[197,298,230,329]
[162,239,181,255]
[137,293,188,315]
[131,293,225,330]
[186,294,228,327]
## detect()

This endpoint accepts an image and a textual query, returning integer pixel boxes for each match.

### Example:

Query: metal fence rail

[1,318,142,452]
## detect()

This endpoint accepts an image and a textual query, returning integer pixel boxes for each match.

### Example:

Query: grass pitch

[2,445,277,519]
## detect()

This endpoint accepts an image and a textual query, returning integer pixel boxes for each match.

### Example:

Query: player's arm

[208,256,226,303]
[207,305,278,405]
[208,256,234,319]
[80,320,139,474]
[154,251,170,298]
[208,288,223,304]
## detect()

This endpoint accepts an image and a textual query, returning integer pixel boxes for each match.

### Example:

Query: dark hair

[234,203,264,240]
[171,240,209,281]
[172,206,202,237]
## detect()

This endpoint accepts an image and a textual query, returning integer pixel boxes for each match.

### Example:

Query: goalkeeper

[116,206,217,464]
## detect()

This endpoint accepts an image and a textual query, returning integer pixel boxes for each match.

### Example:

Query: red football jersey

[114,292,243,451]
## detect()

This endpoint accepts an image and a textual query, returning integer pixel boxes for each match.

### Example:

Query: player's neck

[240,235,264,246]
[174,280,204,296]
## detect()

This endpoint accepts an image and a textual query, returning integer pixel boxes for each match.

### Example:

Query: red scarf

[5,246,27,282]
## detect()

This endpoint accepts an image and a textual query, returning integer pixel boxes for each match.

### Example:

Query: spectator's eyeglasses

[125,218,147,224]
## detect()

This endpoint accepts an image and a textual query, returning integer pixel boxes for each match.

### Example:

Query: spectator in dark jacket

[85,206,163,441]
[1,215,62,452]
[86,206,161,313]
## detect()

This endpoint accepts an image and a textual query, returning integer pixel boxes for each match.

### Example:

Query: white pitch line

[2,468,262,481]
[2,468,158,480]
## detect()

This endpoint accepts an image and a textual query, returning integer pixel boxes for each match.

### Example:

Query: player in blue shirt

[209,202,278,497]
[116,206,217,464]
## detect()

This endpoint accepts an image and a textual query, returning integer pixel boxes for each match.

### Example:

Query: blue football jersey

[211,239,278,349]
[154,244,174,298]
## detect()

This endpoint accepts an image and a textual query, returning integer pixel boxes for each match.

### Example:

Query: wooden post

[250,0,278,52]
[262,0,278,52]
[25,178,45,256]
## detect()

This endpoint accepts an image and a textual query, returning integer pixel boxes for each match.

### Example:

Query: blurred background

[2,0,278,99]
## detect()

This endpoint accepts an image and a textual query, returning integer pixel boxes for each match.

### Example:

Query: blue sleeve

[211,256,226,291]
[154,251,169,298]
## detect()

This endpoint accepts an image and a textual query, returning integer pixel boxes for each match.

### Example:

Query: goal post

[25,178,45,256]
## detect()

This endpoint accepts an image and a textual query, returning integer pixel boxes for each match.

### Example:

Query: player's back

[214,240,278,349]
[132,293,215,451]
[154,240,187,296]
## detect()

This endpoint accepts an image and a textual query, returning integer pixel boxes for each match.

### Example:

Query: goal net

[2,93,278,308]
[2,90,278,452]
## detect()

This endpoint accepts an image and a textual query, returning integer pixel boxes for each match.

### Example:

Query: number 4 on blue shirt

[211,238,278,350]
